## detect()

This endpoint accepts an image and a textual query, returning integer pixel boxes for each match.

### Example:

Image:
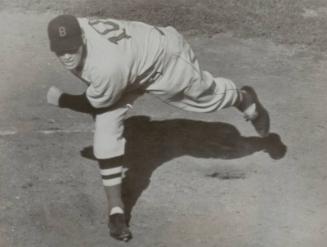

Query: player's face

[56,45,84,70]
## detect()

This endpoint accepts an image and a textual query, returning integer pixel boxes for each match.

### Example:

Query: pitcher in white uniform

[46,14,270,241]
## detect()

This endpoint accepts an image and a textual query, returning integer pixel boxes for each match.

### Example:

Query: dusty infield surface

[1,1,327,247]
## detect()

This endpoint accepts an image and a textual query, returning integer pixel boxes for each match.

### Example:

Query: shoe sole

[110,231,132,242]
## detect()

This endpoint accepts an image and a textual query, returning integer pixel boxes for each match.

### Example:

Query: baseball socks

[235,86,270,137]
[98,157,132,242]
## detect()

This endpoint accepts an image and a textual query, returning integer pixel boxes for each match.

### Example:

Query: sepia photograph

[0,0,326,246]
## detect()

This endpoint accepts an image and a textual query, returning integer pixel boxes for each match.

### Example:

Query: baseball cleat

[240,86,270,137]
[108,213,132,242]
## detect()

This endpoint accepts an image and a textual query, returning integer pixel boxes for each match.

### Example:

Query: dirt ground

[0,2,327,247]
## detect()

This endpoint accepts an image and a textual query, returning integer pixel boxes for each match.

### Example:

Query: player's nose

[63,53,72,59]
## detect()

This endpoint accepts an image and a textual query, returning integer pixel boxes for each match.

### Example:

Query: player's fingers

[48,86,62,96]
[47,86,63,106]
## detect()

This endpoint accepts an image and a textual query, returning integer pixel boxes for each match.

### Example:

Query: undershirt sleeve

[59,92,117,116]
[59,93,94,114]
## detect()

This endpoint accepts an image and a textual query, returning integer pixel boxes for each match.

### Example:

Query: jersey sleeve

[86,66,126,109]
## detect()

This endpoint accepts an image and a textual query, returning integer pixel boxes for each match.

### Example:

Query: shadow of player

[80,115,287,223]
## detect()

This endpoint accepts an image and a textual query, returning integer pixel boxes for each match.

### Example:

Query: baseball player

[46,14,269,241]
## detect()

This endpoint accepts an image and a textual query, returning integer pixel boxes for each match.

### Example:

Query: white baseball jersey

[77,17,167,108]
[77,17,238,112]
[76,17,239,159]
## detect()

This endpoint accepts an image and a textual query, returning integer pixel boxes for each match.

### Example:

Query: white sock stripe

[103,177,122,187]
[100,166,123,176]
[122,167,129,179]
[110,207,124,215]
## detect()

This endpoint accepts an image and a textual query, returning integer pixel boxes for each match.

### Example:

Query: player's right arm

[47,86,95,114]
[46,64,126,113]
[85,65,127,109]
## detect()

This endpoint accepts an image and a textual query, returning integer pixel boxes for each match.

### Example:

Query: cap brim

[50,35,83,53]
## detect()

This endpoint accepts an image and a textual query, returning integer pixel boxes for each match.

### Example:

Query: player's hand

[47,86,63,106]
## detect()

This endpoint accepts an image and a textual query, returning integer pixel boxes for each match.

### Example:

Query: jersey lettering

[88,18,131,44]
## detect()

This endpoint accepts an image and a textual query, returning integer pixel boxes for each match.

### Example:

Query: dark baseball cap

[48,15,83,53]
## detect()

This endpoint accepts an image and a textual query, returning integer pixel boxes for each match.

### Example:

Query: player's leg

[93,106,132,242]
[183,74,270,137]
[47,86,133,240]
[160,31,269,136]
[97,155,131,241]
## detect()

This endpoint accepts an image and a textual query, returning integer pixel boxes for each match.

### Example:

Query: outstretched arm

[59,92,94,114]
